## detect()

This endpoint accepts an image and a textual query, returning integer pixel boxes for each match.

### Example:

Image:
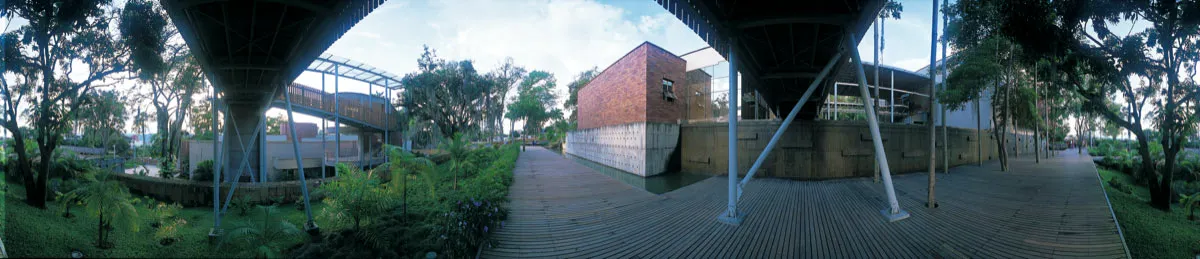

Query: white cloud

[303,0,706,131]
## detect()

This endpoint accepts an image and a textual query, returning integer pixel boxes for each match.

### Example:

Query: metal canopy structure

[306,54,403,89]
[656,0,884,120]
[657,0,910,225]
[163,0,385,110]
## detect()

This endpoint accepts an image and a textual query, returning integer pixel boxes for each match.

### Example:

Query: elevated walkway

[272,83,398,132]
[484,147,1127,258]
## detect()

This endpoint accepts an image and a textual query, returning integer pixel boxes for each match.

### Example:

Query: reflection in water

[563,152,711,194]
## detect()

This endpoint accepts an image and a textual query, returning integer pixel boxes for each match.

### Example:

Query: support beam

[285,84,320,236]
[321,73,327,178]
[927,0,940,209]
[335,64,341,169]
[717,39,743,226]
[208,89,223,241]
[846,30,909,222]
[732,15,853,29]
[738,52,843,192]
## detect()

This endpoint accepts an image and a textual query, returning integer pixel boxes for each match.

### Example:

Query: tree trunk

[9,126,42,208]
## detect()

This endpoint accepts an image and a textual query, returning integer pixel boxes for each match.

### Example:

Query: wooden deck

[483,147,1128,258]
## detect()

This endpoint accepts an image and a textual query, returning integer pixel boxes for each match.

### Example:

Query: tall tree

[950,0,1200,210]
[78,90,126,152]
[0,0,129,208]
[505,71,559,135]
[564,67,598,122]
[399,47,489,137]
[120,0,203,160]
[487,58,525,139]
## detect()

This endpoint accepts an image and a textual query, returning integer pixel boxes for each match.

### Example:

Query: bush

[439,198,507,257]
[191,160,214,182]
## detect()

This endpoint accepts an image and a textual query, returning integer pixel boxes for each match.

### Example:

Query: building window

[662,79,676,101]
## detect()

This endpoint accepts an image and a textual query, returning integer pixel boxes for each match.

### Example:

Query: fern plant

[319,163,390,230]
[221,205,302,258]
[440,133,471,190]
[1180,193,1200,220]
[68,170,140,249]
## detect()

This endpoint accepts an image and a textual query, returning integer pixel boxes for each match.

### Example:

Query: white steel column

[890,70,895,123]
[321,74,327,178]
[846,30,909,222]
[334,65,341,170]
[717,40,743,225]
[739,52,843,192]
[208,89,223,240]
[285,84,319,235]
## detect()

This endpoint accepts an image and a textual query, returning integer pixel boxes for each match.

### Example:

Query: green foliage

[231,195,254,217]
[1180,193,1200,220]
[400,46,493,136]
[564,67,598,122]
[191,160,214,181]
[1099,169,1200,258]
[221,205,303,258]
[158,156,177,179]
[506,71,561,134]
[319,163,390,230]
[439,198,507,258]
[68,171,141,249]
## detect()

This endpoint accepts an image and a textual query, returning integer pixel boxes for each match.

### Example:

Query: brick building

[567,42,687,176]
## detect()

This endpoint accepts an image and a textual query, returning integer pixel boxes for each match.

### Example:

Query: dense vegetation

[1098,168,1200,258]
[4,141,520,258]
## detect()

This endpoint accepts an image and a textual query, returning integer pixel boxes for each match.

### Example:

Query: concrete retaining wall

[680,120,1038,179]
[565,122,679,176]
[109,172,329,207]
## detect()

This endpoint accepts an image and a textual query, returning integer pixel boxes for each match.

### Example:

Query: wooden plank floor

[483,147,1128,258]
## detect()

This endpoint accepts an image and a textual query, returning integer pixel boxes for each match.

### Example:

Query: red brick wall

[577,42,686,130]
[644,46,686,124]
[578,44,648,129]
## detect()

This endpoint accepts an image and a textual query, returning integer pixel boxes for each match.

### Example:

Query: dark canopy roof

[164,0,384,110]
[656,0,885,120]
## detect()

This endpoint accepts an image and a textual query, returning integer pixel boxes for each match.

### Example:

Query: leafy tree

[950,0,1200,210]
[265,113,284,135]
[564,67,598,122]
[0,0,129,209]
[939,36,1036,171]
[189,95,215,139]
[77,90,126,152]
[222,205,303,258]
[399,46,489,137]
[505,71,560,135]
[320,163,389,230]
[68,171,140,249]
[120,0,204,159]
[486,59,526,140]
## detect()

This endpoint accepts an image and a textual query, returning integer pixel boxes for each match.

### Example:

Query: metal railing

[278,83,397,130]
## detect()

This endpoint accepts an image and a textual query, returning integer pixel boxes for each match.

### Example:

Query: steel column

[846,30,909,222]
[717,39,743,226]
[209,89,223,239]
[890,70,895,123]
[738,52,843,191]
[321,73,327,178]
[335,65,341,169]
[285,85,319,234]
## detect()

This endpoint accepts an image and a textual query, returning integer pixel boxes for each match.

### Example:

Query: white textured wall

[566,122,679,177]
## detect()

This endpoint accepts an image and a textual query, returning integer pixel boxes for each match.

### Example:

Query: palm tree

[222,205,302,258]
[387,146,434,217]
[440,133,471,190]
[68,170,140,249]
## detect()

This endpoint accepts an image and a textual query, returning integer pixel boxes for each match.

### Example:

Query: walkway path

[484,147,1128,258]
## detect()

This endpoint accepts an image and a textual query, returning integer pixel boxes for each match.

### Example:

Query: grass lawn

[4,183,329,258]
[1097,168,1200,258]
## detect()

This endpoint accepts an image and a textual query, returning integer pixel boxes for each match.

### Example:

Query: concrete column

[222,103,264,183]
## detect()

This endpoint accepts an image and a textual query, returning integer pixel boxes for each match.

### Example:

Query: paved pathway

[484,147,1128,258]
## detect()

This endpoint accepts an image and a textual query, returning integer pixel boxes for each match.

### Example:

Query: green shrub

[190,160,214,182]
[319,163,390,230]
[231,195,254,217]
[220,205,302,258]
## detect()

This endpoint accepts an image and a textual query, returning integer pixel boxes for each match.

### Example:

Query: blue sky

[281,0,951,132]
